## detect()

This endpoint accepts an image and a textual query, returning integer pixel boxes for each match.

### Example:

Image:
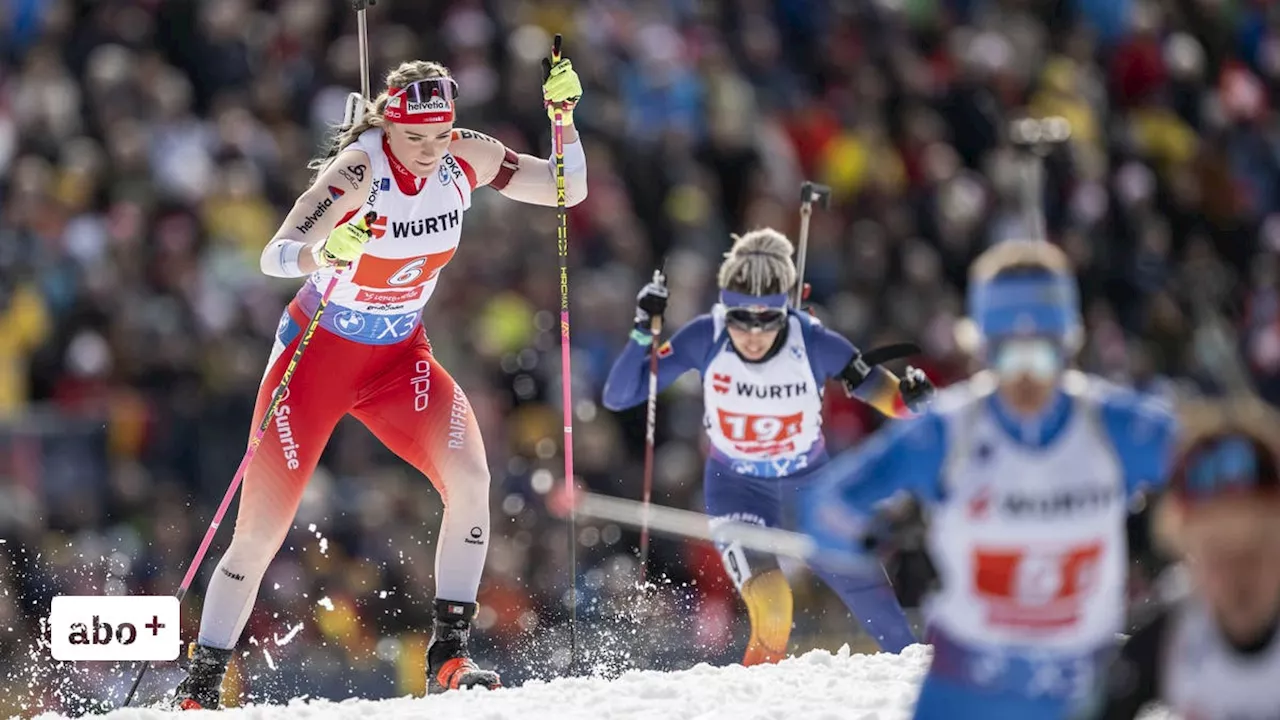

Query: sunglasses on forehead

[1180,435,1276,501]
[725,308,787,331]
[397,77,460,103]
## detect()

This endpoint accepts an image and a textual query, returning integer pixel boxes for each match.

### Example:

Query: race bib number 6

[972,542,1102,631]
[352,249,456,303]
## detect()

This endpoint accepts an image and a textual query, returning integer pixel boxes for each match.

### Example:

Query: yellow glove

[542,57,582,123]
[313,212,375,267]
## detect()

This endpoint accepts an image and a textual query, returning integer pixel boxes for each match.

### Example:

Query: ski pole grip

[800,181,832,209]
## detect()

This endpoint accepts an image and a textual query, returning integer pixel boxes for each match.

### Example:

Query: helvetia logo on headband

[407,96,450,114]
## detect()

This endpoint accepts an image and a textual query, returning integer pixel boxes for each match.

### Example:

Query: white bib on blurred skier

[703,310,824,476]
[307,128,472,318]
[926,373,1128,654]
[1164,598,1280,719]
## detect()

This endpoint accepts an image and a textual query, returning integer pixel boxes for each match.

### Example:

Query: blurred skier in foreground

[804,239,1176,719]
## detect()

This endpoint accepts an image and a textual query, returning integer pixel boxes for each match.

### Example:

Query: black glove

[899,365,936,413]
[635,273,668,327]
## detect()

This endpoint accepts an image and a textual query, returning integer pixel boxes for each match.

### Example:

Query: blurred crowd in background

[2,0,1279,714]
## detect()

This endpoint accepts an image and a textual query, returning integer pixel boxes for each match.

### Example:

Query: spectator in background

[0,271,50,418]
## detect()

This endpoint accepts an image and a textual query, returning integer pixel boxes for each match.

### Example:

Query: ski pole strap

[630,327,654,346]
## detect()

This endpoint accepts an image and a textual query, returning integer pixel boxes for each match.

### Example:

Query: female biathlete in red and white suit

[170,58,586,709]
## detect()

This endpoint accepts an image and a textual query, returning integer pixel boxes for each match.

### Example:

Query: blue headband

[969,273,1080,340]
[720,290,788,310]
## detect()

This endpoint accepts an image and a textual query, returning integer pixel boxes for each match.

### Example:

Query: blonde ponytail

[307,60,453,180]
[717,228,798,296]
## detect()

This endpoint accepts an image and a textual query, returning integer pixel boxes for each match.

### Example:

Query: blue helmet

[966,262,1082,351]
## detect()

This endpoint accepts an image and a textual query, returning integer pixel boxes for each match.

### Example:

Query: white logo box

[49,595,181,661]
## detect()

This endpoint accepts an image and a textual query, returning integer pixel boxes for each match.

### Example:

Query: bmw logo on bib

[334,309,366,335]
[438,164,450,185]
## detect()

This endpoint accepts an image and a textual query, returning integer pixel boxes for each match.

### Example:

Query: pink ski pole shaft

[548,32,579,669]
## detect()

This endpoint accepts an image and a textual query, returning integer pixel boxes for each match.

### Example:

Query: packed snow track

[34,645,1171,719]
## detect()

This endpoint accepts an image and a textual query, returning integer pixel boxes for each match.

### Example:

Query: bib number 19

[717,410,803,443]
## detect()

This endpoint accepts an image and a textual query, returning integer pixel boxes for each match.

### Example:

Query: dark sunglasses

[725,308,787,332]
[400,77,460,103]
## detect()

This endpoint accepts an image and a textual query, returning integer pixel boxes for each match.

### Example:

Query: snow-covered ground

[33,644,1173,720]
[41,645,927,720]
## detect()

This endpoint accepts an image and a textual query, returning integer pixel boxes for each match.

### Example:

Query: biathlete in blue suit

[803,239,1178,719]
[603,228,935,664]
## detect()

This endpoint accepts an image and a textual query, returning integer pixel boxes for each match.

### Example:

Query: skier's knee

[441,461,491,510]
[222,525,289,579]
